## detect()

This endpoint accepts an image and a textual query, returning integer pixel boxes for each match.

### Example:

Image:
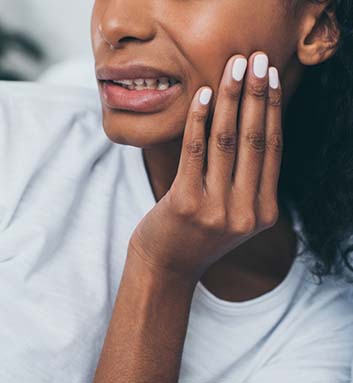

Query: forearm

[93,248,197,383]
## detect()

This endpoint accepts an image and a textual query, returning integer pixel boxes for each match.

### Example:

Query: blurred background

[0,0,96,88]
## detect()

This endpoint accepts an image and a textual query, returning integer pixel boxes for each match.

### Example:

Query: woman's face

[91,0,302,148]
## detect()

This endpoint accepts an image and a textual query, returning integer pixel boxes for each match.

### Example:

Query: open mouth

[100,77,183,113]
[103,77,180,91]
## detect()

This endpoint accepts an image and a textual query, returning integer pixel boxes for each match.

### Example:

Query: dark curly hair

[279,0,353,280]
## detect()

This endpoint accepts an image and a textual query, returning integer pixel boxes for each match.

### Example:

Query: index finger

[174,86,213,194]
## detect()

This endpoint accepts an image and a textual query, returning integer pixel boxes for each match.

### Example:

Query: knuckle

[232,213,256,235]
[247,81,268,100]
[223,83,242,102]
[246,131,266,152]
[260,206,279,228]
[266,133,283,156]
[190,109,208,123]
[199,211,227,232]
[173,197,200,217]
[186,139,206,160]
[268,88,282,107]
[216,132,237,154]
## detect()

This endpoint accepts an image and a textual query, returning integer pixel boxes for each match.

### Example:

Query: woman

[0,0,352,382]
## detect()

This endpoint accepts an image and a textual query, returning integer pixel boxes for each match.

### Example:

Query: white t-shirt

[0,80,352,383]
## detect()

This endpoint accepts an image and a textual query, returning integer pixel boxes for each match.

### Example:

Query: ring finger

[231,51,269,214]
[205,55,248,200]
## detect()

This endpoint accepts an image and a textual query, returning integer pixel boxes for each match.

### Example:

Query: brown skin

[91,0,340,381]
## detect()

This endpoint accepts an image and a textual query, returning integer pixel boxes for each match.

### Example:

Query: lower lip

[100,81,183,113]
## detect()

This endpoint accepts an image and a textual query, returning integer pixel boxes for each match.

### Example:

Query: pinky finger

[257,67,283,221]
[174,87,213,193]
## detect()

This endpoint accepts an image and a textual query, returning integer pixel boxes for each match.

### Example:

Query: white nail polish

[232,57,247,81]
[199,88,212,105]
[253,54,268,78]
[269,67,279,89]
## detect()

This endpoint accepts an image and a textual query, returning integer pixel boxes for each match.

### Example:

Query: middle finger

[205,54,248,199]
[232,51,269,212]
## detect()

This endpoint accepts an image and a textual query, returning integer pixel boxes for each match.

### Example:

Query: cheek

[173,6,294,84]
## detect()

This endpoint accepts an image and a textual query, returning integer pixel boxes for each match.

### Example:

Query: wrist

[126,241,199,294]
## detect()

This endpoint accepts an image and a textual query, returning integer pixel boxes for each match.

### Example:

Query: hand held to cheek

[128,51,283,283]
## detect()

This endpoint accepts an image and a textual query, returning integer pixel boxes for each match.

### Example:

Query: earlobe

[296,5,340,66]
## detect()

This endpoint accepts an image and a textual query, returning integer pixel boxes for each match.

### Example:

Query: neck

[142,138,182,202]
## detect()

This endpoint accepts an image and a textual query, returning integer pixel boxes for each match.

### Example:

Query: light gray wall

[0,0,95,78]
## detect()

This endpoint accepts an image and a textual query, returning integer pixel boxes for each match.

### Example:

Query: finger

[231,51,269,212]
[258,66,283,221]
[174,86,213,194]
[205,55,248,200]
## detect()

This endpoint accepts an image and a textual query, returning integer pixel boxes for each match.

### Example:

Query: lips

[96,62,184,113]
[96,63,183,83]
[100,79,183,113]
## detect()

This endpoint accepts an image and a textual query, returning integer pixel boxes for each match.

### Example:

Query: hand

[128,51,283,283]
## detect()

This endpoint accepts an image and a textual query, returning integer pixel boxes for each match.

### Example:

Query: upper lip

[96,64,182,83]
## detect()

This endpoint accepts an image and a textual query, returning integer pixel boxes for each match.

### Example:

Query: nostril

[119,36,139,44]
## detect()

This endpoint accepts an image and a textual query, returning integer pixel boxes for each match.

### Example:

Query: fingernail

[199,88,212,105]
[232,57,247,81]
[269,67,279,89]
[253,53,268,78]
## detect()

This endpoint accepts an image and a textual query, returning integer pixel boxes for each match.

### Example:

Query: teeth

[157,82,169,90]
[133,78,145,85]
[112,76,178,91]
[145,79,158,88]
[113,79,133,85]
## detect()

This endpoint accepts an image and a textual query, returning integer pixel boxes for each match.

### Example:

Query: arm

[94,51,283,382]
[93,248,197,383]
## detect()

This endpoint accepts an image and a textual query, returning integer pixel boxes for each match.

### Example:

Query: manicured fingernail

[269,67,279,89]
[232,57,247,81]
[199,88,212,105]
[253,53,268,78]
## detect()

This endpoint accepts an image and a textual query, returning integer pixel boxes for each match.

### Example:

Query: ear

[296,2,340,66]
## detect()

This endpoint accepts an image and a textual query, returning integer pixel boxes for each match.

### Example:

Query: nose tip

[97,8,156,50]
[98,23,116,50]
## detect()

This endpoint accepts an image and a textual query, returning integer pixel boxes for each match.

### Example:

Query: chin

[101,106,186,149]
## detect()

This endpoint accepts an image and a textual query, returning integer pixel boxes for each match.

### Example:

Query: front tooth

[144,79,157,90]
[145,79,157,86]
[118,79,133,85]
[133,78,145,86]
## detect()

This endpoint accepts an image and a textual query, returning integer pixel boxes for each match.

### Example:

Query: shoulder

[0,80,100,111]
[299,273,353,334]
[0,79,111,163]
[0,81,120,229]
[0,79,104,135]
[288,202,353,335]
[249,262,353,382]
[282,262,353,372]
[0,79,118,165]
[0,80,104,146]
